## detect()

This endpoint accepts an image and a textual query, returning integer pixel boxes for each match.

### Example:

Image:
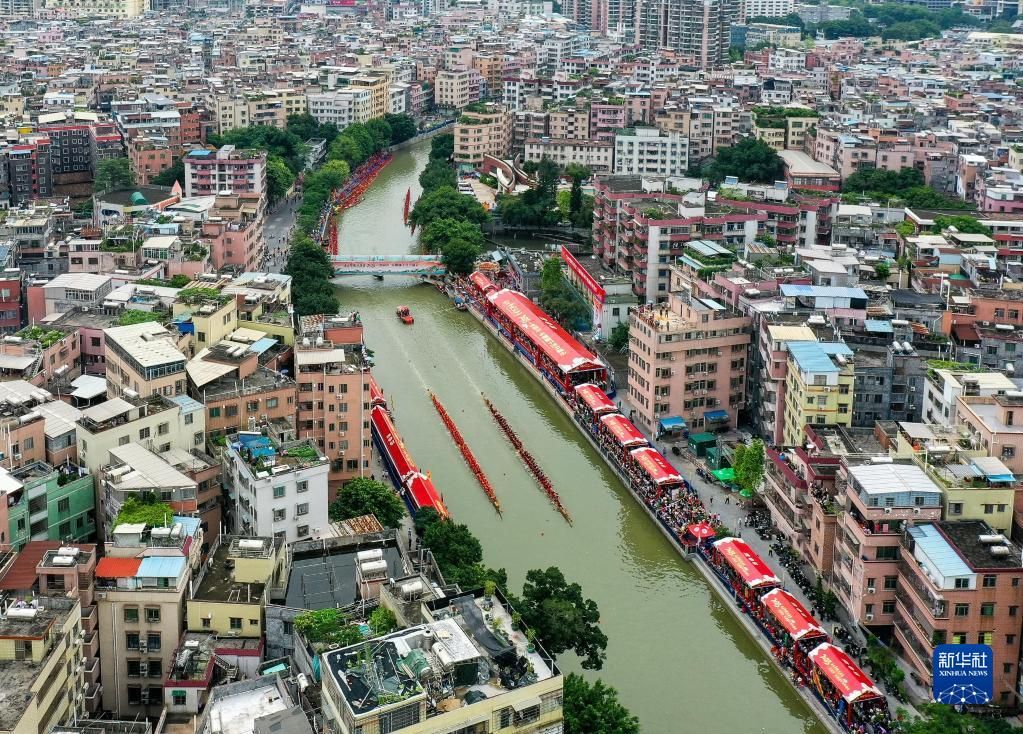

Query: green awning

[712,468,735,482]
[739,488,754,499]
[689,432,717,446]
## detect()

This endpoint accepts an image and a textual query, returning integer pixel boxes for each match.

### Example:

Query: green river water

[333,140,827,734]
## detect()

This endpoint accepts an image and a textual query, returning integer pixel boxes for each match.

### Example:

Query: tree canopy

[430,133,454,161]
[330,477,405,528]
[539,259,592,331]
[564,674,639,734]
[519,567,608,670]
[384,114,417,144]
[95,157,135,192]
[496,158,561,227]
[284,234,340,316]
[733,439,765,493]
[415,509,507,590]
[293,608,364,647]
[931,215,991,235]
[703,138,784,184]
[410,186,490,229]
[843,166,973,210]
[209,126,307,174]
[285,113,340,144]
[114,495,174,529]
[607,322,629,353]
[419,158,457,192]
[151,158,185,188]
[266,156,296,205]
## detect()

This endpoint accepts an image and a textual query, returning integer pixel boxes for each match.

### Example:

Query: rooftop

[938,520,1023,571]
[788,341,853,375]
[193,536,273,604]
[201,676,295,734]
[104,321,186,368]
[848,462,942,496]
[228,432,327,479]
[284,541,404,610]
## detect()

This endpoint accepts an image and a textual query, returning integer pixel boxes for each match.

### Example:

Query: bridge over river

[332,254,444,276]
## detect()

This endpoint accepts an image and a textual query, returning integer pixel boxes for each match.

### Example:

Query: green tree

[565,163,591,220]
[931,215,991,235]
[95,157,135,192]
[421,218,484,253]
[538,259,591,330]
[293,608,364,646]
[410,186,489,229]
[874,261,891,280]
[330,477,405,528]
[731,443,747,483]
[736,439,765,493]
[210,126,307,174]
[518,567,608,670]
[441,238,483,275]
[266,156,295,205]
[563,674,639,734]
[704,138,784,184]
[151,158,185,187]
[419,158,456,193]
[365,118,393,152]
[607,322,629,353]
[416,510,506,590]
[429,133,454,161]
[903,703,1015,733]
[368,607,399,635]
[286,113,339,144]
[384,114,417,144]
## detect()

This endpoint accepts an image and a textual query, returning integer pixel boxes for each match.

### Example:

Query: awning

[0,354,36,371]
[96,556,142,578]
[971,456,1016,483]
[469,271,497,294]
[712,468,735,483]
[760,588,827,642]
[487,288,604,373]
[406,472,449,519]
[371,406,417,483]
[658,416,686,431]
[705,409,729,422]
[69,374,106,400]
[808,643,882,703]
[600,414,648,448]
[712,537,781,589]
[688,522,715,539]
[574,383,618,415]
[137,556,185,579]
[629,447,683,485]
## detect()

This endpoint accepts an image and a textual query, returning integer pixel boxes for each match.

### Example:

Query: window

[147,633,161,651]
[201,618,211,628]
[209,407,221,418]
[230,617,242,630]
[954,578,970,589]
[273,508,286,522]
[981,602,995,617]
[127,686,142,706]
[295,502,309,516]
[128,660,142,677]
[1008,634,1016,645]
[875,546,897,561]
[148,660,162,677]
[172,691,187,706]
[882,600,895,614]
[185,413,194,425]
[983,574,997,588]
[1003,446,1016,459]
[124,608,139,623]
[126,632,140,649]
[948,502,963,515]
[57,497,70,514]
[954,603,970,617]
[146,608,161,623]
[158,422,169,436]
[1010,606,1018,617]
[297,525,309,537]
[267,398,278,409]
[273,486,285,499]
[883,576,897,590]
[139,427,150,440]
[297,481,308,493]
[226,405,238,417]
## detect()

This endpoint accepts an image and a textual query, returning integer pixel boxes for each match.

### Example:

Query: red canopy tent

[808,643,883,703]
[487,288,605,374]
[600,414,649,447]
[469,271,497,295]
[629,447,684,485]
[574,383,618,416]
[760,588,827,642]
[371,406,417,484]
[712,537,781,589]
[405,472,449,519]
[688,522,716,539]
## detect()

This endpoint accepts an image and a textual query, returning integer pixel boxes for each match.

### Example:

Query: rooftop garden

[114,495,174,529]
[462,102,490,114]
[926,359,986,373]
[184,244,208,262]
[294,607,366,649]
[137,275,192,289]
[17,325,66,349]
[117,310,164,327]
[177,287,229,306]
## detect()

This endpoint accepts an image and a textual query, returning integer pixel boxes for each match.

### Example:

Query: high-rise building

[635,0,739,68]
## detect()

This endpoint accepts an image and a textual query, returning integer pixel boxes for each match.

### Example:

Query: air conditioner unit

[96,592,106,600]
[884,507,892,515]
[865,613,874,622]
[913,507,922,515]
[139,692,150,704]
[137,642,147,654]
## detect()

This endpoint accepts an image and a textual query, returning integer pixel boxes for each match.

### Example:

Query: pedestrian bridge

[332,255,446,276]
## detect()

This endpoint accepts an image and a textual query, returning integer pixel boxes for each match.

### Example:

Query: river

[334,140,827,734]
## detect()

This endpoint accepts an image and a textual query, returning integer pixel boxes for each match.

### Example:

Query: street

[261,194,301,273]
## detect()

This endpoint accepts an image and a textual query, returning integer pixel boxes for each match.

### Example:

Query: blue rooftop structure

[170,395,205,415]
[779,284,868,300]
[249,337,278,355]
[787,341,852,374]
[137,556,186,579]
[173,515,202,537]
[908,524,973,580]
[864,319,894,334]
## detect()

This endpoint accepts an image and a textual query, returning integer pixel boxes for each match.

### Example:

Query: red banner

[561,245,606,305]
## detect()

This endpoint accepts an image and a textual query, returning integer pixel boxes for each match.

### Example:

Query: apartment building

[198,193,266,272]
[523,138,613,172]
[307,89,374,128]
[76,394,205,476]
[223,432,329,543]
[29,272,113,322]
[751,322,819,445]
[956,392,1023,475]
[6,136,54,206]
[833,461,944,632]
[613,128,689,178]
[634,0,737,68]
[627,293,750,434]
[295,314,373,488]
[184,146,267,199]
[41,0,145,16]
[129,137,175,186]
[744,0,793,17]
[923,367,1014,427]
[453,104,513,167]
[96,517,201,717]
[435,68,485,109]
[782,341,855,447]
[894,521,1023,707]
[0,591,84,734]
[778,150,842,193]
[320,589,563,734]
[4,462,95,550]
[103,321,188,399]
[753,106,819,151]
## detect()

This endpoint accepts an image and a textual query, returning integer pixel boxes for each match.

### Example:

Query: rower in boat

[396,305,414,325]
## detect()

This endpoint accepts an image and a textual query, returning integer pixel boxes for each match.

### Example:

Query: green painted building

[6,462,95,550]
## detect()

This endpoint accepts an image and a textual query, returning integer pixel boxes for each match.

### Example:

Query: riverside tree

[564,674,639,734]
[329,477,405,528]
[518,566,608,670]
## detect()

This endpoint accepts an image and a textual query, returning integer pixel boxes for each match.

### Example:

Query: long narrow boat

[429,392,502,514]
[403,187,411,225]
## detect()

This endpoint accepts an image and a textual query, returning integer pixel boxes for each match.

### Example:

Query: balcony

[892,610,934,679]
[898,561,948,619]
[84,657,100,684]
[84,683,102,713]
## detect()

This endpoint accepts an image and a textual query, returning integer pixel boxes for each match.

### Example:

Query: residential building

[453,105,513,167]
[753,107,819,151]
[320,588,563,734]
[28,273,113,322]
[4,462,95,550]
[129,137,175,186]
[751,322,819,445]
[200,193,266,272]
[744,0,793,17]
[613,128,689,178]
[39,0,145,16]
[523,138,613,172]
[833,461,944,632]
[223,432,330,543]
[956,392,1023,475]
[782,341,855,447]
[103,321,188,400]
[850,343,925,428]
[96,516,201,717]
[627,292,751,433]
[306,89,374,128]
[0,592,84,734]
[894,521,1023,707]
[435,67,485,109]
[184,146,267,199]
[923,367,1015,427]
[634,0,738,68]
[777,150,841,192]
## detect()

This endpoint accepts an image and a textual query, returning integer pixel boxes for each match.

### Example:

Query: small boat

[396,305,414,325]
[454,297,468,311]
[373,274,384,281]
[403,187,412,225]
